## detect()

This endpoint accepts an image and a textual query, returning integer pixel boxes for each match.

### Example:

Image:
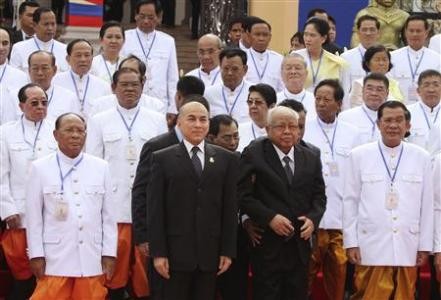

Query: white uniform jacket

[340,44,367,89]
[237,121,267,152]
[121,29,178,113]
[433,153,441,253]
[245,48,284,92]
[26,151,117,277]
[304,117,361,229]
[338,104,380,145]
[52,71,112,120]
[390,46,441,104]
[90,54,123,84]
[407,101,440,150]
[427,119,441,157]
[0,85,19,125]
[85,105,167,223]
[276,88,317,120]
[10,37,68,72]
[429,34,441,54]
[0,63,29,90]
[204,80,252,123]
[186,66,223,88]
[0,118,57,227]
[343,141,434,266]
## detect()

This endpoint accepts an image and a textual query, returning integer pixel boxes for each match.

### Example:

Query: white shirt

[0,85,19,125]
[86,104,167,223]
[237,121,266,152]
[276,88,317,120]
[10,36,68,72]
[204,80,252,123]
[427,119,441,157]
[433,153,441,253]
[90,93,167,116]
[0,117,57,227]
[390,46,441,104]
[429,34,441,54]
[343,141,433,266]
[304,117,361,229]
[273,144,294,173]
[121,29,179,113]
[183,139,205,169]
[186,66,222,87]
[407,101,441,150]
[26,151,117,276]
[245,48,284,92]
[90,54,123,84]
[338,104,380,145]
[340,44,368,88]
[52,71,112,120]
[0,62,29,90]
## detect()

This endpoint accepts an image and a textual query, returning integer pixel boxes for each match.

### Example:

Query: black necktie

[191,146,202,177]
[283,156,293,184]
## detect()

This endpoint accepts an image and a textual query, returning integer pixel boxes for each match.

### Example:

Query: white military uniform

[276,88,317,120]
[304,117,361,229]
[427,119,441,157]
[390,46,441,104]
[433,153,441,254]
[407,101,440,150]
[340,44,368,89]
[0,85,18,125]
[26,151,117,276]
[90,54,123,84]
[86,104,168,223]
[0,62,29,90]
[10,37,68,72]
[121,28,179,113]
[204,80,252,123]
[237,121,266,152]
[343,141,433,266]
[0,117,57,228]
[52,71,112,120]
[245,48,284,92]
[429,34,441,54]
[89,94,166,116]
[338,104,381,145]
[186,66,222,87]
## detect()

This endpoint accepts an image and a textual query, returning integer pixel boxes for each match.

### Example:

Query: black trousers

[163,269,216,300]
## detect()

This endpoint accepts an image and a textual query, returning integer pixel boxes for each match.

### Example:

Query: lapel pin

[209,157,214,163]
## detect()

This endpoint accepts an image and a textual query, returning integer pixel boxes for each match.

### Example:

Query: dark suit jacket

[148,142,239,272]
[11,27,24,45]
[238,138,326,268]
[131,129,179,245]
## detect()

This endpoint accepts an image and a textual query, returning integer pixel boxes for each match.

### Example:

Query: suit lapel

[175,142,199,181]
[199,144,217,185]
[263,140,289,186]
[293,145,305,183]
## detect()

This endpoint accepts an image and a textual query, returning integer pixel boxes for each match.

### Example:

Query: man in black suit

[239,106,326,300]
[11,1,39,45]
[148,101,239,300]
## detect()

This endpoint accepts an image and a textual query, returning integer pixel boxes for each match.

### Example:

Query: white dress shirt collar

[34,36,54,50]
[379,139,403,156]
[408,46,425,57]
[116,102,141,117]
[136,27,156,40]
[223,80,245,94]
[273,143,294,162]
[22,115,43,129]
[239,40,249,51]
[361,103,378,118]
[200,65,220,76]
[317,116,337,129]
[70,70,89,81]
[250,47,268,58]
[183,139,205,155]
[57,149,84,166]
[174,126,183,142]
[419,100,441,113]
[283,88,306,99]
[358,44,367,54]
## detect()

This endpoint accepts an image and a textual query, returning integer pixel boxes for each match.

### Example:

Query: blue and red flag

[66,0,103,27]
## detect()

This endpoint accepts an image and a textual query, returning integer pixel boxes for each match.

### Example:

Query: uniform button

[74,191,79,195]
[197,188,202,192]
[78,215,82,219]
[362,230,367,234]
[392,216,397,221]
[73,179,78,183]
[79,226,83,231]
[130,162,134,166]
[79,240,83,244]
[130,175,134,178]
[76,203,80,207]
[393,229,397,233]
[38,147,42,151]
[324,173,328,177]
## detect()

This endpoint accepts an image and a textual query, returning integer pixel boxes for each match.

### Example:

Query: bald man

[148,101,239,300]
[186,34,223,87]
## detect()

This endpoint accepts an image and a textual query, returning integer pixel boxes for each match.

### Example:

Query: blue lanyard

[47,87,55,106]
[102,54,119,82]
[33,37,54,53]
[283,89,306,102]
[317,118,338,159]
[378,142,404,186]
[198,68,220,86]
[251,123,257,139]
[21,115,43,155]
[250,50,269,81]
[406,48,425,82]
[70,72,90,111]
[0,65,7,83]
[56,153,84,194]
[135,30,157,62]
[307,49,323,87]
[116,108,141,140]
[419,102,440,130]
[358,47,368,75]
[222,82,245,115]
[361,106,377,139]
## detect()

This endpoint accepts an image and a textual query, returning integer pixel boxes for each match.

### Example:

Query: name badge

[55,194,69,221]
[145,64,152,81]
[385,189,399,210]
[407,83,418,104]
[126,143,137,161]
[328,161,339,177]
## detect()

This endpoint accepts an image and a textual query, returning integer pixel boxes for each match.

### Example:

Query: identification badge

[145,64,152,81]
[407,84,418,104]
[385,190,399,210]
[328,161,339,177]
[55,194,69,221]
[126,143,137,160]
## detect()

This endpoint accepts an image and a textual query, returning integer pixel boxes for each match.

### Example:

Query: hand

[347,247,361,265]
[416,251,429,267]
[137,242,149,257]
[30,257,45,279]
[298,216,314,240]
[217,256,232,276]
[154,257,170,279]
[243,219,264,247]
[102,256,116,280]
[269,214,294,237]
[435,253,441,280]
[5,214,21,229]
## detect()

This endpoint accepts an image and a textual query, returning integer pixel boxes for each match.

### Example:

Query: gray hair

[282,52,308,69]
[267,106,299,125]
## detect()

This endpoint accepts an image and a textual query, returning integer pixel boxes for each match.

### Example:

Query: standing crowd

[0,0,441,300]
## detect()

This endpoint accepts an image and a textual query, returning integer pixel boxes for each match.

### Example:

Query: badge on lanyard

[407,83,419,104]
[126,143,137,161]
[385,187,399,210]
[145,63,152,81]
[328,161,339,177]
[54,193,69,221]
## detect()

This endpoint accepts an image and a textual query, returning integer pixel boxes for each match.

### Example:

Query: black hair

[328,15,336,26]
[248,84,277,107]
[246,16,271,33]
[356,15,380,30]
[219,48,247,65]
[119,55,147,77]
[303,17,330,41]
[377,100,411,121]
[55,113,86,130]
[314,79,344,102]
[135,0,162,15]
[404,14,429,31]
[18,83,47,103]
[112,67,143,85]
[228,16,244,31]
[209,114,238,136]
[32,7,53,24]
[66,39,93,56]
[278,99,306,113]
[177,76,205,96]
[362,44,392,73]
[291,31,304,46]
[99,21,125,40]
[19,1,40,16]
[363,72,390,89]
[418,69,441,86]
[307,8,328,19]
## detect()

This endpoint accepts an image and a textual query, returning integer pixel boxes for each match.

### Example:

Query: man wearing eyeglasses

[0,83,58,299]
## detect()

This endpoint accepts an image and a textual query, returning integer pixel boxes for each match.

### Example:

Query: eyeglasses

[270,124,298,131]
[246,99,267,106]
[29,100,48,107]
